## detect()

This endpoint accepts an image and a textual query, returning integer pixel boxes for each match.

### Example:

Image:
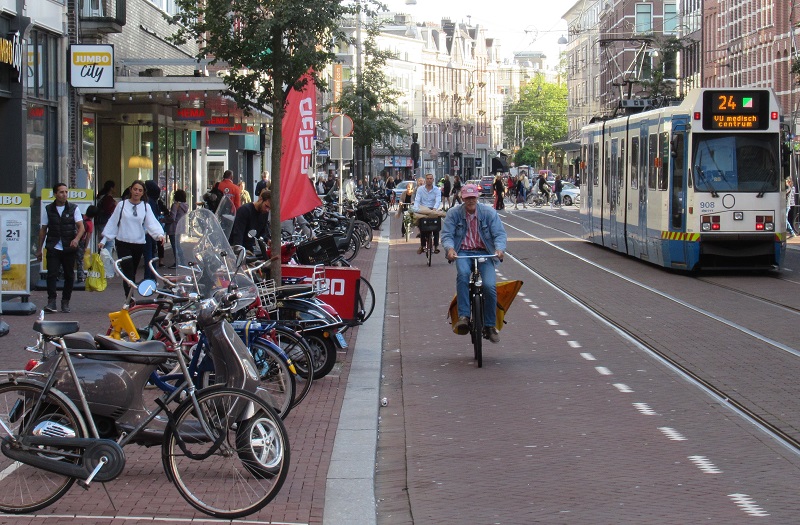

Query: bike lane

[376,212,800,523]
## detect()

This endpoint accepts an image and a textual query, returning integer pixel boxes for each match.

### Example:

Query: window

[648,133,657,190]
[658,132,669,190]
[635,4,653,34]
[631,137,639,189]
[664,3,677,33]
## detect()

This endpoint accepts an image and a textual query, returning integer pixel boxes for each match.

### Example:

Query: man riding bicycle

[441,183,507,343]
[414,173,442,254]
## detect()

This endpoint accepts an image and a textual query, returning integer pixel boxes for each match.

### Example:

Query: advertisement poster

[0,194,31,293]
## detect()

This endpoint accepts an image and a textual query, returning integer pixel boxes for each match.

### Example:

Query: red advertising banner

[281,265,361,322]
[280,72,322,221]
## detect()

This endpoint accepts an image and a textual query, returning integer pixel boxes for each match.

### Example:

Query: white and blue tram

[579,88,789,270]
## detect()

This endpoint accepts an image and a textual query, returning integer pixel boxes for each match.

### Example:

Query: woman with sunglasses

[99,180,165,297]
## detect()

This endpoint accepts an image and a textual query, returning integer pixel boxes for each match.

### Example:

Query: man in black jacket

[229,189,271,253]
[36,183,85,313]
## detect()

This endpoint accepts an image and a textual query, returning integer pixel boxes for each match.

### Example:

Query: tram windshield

[692,134,779,193]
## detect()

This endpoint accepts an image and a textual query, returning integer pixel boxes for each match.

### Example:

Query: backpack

[204,187,224,212]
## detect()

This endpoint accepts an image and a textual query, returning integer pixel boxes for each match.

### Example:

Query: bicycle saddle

[33,320,80,337]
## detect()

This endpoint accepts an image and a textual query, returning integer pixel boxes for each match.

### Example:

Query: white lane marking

[546,319,559,325]
[688,455,722,474]
[567,341,582,348]
[658,427,687,441]
[613,383,633,393]
[580,353,596,361]
[728,493,770,517]
[537,311,548,316]
[523,298,532,303]
[632,402,656,415]
[595,366,612,375]
[555,329,569,336]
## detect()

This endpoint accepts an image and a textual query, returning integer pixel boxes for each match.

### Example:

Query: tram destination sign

[702,90,770,131]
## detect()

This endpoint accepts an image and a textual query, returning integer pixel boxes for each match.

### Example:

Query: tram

[579,88,790,270]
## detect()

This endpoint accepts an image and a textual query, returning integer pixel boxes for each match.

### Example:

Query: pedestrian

[239,180,252,205]
[255,171,269,197]
[493,173,505,210]
[36,182,85,313]
[75,205,97,283]
[229,189,271,253]
[143,180,164,277]
[95,180,117,247]
[441,175,451,210]
[217,170,241,209]
[787,177,797,238]
[554,175,563,207]
[167,189,189,268]
[451,174,462,207]
[98,180,165,299]
[514,175,527,210]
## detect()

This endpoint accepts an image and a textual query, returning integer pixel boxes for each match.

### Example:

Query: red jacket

[217,179,241,209]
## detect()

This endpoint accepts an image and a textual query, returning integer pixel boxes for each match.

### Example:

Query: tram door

[606,138,620,249]
[637,131,649,260]
[668,129,688,265]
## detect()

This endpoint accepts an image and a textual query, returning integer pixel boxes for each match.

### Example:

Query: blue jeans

[455,250,497,327]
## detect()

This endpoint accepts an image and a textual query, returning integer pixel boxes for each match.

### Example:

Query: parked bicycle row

[0,206,377,519]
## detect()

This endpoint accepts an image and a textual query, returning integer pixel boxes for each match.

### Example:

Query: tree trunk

[270,37,285,284]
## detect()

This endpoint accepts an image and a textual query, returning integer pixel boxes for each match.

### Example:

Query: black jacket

[229,203,270,252]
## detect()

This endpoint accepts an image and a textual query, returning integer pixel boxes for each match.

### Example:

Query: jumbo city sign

[0,32,23,83]
[69,44,114,89]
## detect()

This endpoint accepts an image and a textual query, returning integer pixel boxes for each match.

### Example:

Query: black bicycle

[454,254,499,367]
[418,217,442,267]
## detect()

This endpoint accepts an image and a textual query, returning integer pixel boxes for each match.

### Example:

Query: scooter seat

[63,331,98,350]
[33,320,80,337]
[93,335,171,365]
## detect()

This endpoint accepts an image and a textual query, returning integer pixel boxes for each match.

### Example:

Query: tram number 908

[699,201,716,211]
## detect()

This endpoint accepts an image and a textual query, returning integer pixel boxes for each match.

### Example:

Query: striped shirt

[460,211,485,251]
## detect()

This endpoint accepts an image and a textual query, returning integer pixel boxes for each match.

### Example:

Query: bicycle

[0,317,289,518]
[418,217,442,267]
[452,254,499,368]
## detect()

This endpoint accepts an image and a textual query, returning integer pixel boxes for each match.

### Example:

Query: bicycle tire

[343,235,360,262]
[354,220,373,249]
[269,326,315,409]
[472,291,483,368]
[163,386,289,519]
[356,276,376,323]
[0,381,88,514]
[426,234,433,266]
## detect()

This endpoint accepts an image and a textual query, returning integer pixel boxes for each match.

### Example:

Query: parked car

[560,181,580,206]
[480,175,495,196]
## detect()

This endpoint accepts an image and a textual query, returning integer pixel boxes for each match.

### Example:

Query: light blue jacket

[441,203,507,261]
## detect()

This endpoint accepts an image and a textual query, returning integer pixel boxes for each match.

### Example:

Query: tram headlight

[733,212,744,221]
[701,222,711,232]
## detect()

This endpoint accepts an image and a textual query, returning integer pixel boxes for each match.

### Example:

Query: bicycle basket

[417,217,442,232]
[295,235,340,266]
[256,279,277,310]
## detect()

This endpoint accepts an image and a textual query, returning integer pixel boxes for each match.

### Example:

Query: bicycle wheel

[342,235,359,262]
[471,291,483,368]
[426,234,433,266]
[356,276,376,323]
[270,326,314,409]
[0,381,87,514]
[354,220,373,249]
[163,387,289,519]
[109,305,180,374]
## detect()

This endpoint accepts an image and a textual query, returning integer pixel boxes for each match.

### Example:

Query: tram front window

[692,134,779,193]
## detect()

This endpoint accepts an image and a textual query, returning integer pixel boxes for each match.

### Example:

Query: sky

[383,0,570,66]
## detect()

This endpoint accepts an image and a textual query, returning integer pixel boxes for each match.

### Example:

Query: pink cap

[461,184,480,198]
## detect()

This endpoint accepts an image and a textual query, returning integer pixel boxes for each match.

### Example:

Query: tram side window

[593,143,600,186]
[581,144,587,186]
[648,133,657,190]
[618,140,625,206]
[604,141,611,202]
[630,137,639,189]
[658,132,669,191]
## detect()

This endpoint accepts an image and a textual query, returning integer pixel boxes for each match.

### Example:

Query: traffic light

[411,142,420,169]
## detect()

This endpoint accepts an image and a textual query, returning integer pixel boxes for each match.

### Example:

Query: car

[480,175,494,196]
[559,181,580,206]
[392,180,415,202]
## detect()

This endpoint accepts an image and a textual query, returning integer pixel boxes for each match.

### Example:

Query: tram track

[694,276,800,316]
[502,214,800,455]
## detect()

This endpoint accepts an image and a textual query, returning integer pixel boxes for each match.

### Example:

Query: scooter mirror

[234,246,246,267]
[138,279,158,297]
[247,229,257,238]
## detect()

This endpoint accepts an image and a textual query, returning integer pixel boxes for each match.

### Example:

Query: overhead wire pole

[356,0,364,185]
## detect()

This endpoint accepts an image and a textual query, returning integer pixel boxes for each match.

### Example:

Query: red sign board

[218,123,257,134]
[28,107,45,119]
[201,116,233,127]
[281,265,361,322]
[175,107,208,120]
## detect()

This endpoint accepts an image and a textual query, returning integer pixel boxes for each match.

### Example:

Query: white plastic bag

[100,248,116,279]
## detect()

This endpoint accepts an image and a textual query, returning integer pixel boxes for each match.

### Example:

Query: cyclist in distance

[413,173,442,254]
[441,183,507,343]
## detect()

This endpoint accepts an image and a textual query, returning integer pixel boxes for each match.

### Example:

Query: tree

[168,0,376,280]
[331,17,406,185]
[503,75,567,170]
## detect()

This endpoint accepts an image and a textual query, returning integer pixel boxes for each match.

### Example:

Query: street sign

[330,137,354,160]
[331,114,354,137]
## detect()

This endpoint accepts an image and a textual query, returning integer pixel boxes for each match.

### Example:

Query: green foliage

[328,18,406,153]
[503,75,567,167]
